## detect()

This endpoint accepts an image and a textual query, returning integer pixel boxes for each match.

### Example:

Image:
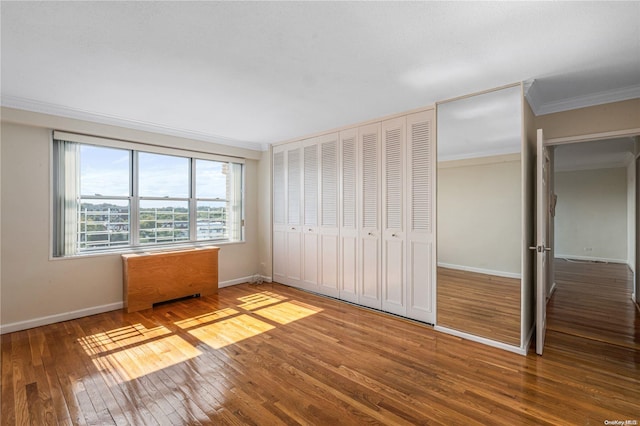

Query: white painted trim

[1,95,266,152]
[555,162,629,173]
[546,128,640,146]
[0,302,124,335]
[435,325,527,356]
[437,263,522,279]
[555,255,627,264]
[522,322,535,354]
[218,275,273,288]
[532,84,640,116]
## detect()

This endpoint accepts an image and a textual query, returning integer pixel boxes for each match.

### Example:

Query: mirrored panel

[436,85,523,346]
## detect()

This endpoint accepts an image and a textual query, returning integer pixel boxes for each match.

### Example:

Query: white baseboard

[437,262,521,279]
[0,302,124,335]
[1,275,275,334]
[219,275,273,288]
[435,325,527,355]
[555,254,627,264]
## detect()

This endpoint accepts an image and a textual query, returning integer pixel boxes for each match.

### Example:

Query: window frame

[52,131,245,258]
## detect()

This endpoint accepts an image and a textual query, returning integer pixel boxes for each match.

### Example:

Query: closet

[273,109,435,323]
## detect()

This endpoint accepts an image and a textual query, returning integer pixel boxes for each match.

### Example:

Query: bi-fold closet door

[273,109,435,323]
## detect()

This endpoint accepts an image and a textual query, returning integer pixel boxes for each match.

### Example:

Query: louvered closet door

[318,133,340,297]
[302,139,319,291]
[272,146,287,284]
[286,143,303,287]
[382,117,406,316]
[359,123,382,309]
[339,128,359,303]
[405,110,435,323]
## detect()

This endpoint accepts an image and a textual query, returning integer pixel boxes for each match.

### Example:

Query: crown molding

[525,82,640,116]
[0,95,268,152]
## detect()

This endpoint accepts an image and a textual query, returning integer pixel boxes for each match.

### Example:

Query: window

[53,133,244,257]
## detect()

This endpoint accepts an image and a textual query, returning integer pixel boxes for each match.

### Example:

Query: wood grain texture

[436,267,521,345]
[122,247,219,313]
[2,271,638,425]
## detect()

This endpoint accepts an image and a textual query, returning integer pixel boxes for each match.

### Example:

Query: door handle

[529,245,551,252]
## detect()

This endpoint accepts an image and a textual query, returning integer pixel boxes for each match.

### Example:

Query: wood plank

[2,274,638,425]
[437,267,521,345]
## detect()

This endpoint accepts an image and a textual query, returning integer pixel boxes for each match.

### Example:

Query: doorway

[545,136,639,349]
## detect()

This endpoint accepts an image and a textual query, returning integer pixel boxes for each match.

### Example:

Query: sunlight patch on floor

[254,301,323,325]
[237,291,288,310]
[78,324,172,355]
[188,314,275,349]
[174,308,240,329]
[89,335,201,383]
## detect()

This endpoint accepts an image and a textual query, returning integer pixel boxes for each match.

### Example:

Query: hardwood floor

[2,280,639,425]
[548,259,639,349]
[437,267,521,346]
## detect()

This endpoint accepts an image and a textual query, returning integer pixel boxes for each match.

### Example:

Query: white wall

[554,167,627,262]
[1,111,263,331]
[437,154,522,276]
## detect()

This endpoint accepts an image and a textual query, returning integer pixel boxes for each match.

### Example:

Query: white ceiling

[2,2,639,151]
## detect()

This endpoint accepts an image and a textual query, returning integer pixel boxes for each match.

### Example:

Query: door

[318,134,340,297]
[286,144,303,286]
[405,110,435,323]
[302,139,319,291]
[382,117,406,315]
[272,147,287,283]
[534,128,551,355]
[359,123,382,309]
[339,128,359,303]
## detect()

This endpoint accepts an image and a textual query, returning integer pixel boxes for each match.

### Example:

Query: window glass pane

[197,201,227,240]
[78,199,130,251]
[196,159,228,199]
[139,200,190,244]
[80,145,130,196]
[139,152,189,198]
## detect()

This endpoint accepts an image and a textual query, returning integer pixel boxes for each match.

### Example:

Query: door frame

[540,127,640,346]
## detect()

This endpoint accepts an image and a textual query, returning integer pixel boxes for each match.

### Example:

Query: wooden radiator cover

[122,247,219,313]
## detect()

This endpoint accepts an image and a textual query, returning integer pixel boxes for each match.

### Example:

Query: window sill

[49,239,245,261]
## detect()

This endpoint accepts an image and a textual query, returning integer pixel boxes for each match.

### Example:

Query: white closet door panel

[382,117,406,315]
[273,228,286,282]
[302,231,319,289]
[339,128,359,302]
[384,239,405,310]
[360,237,381,308]
[408,241,433,322]
[303,142,319,227]
[361,130,379,230]
[287,147,302,226]
[320,136,338,228]
[340,233,358,302]
[406,110,435,323]
[358,123,381,309]
[341,130,358,229]
[319,233,340,297]
[286,230,302,283]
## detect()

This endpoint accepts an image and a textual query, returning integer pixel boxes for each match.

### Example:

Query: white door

[302,140,319,291]
[534,128,551,355]
[339,128,359,303]
[405,110,435,324]
[382,117,406,316]
[319,134,340,297]
[359,123,382,309]
[286,144,303,286]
